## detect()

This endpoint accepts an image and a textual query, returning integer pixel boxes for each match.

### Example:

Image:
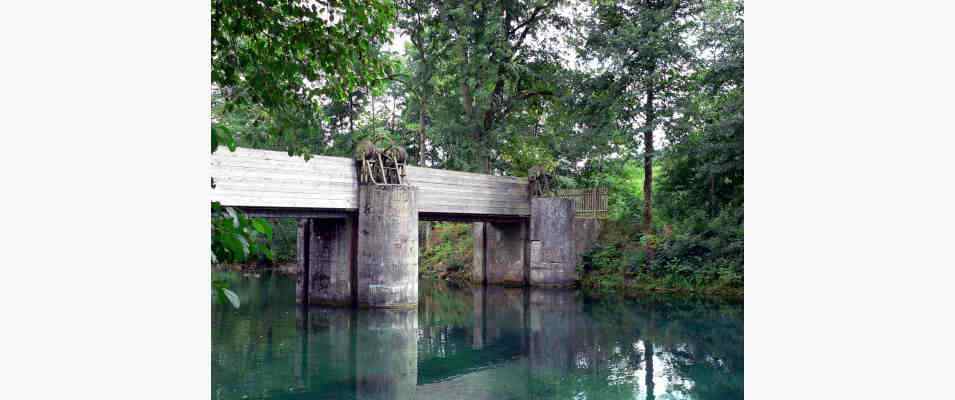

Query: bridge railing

[555,187,609,219]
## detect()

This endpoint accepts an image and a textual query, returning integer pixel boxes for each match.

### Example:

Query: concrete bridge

[212,147,595,308]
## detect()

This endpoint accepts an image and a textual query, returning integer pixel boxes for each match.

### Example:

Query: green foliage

[212,278,241,309]
[658,0,744,222]
[579,205,743,297]
[212,0,398,158]
[573,0,744,297]
[210,202,273,265]
[265,218,299,263]
[388,0,569,173]
[420,223,474,280]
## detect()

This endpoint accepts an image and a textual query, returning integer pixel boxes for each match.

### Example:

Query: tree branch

[508,0,559,52]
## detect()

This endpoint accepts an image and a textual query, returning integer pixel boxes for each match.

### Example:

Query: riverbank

[214,261,297,275]
[420,221,743,301]
[578,274,743,301]
[432,273,742,301]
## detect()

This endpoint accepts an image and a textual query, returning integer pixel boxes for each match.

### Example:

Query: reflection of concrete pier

[294,307,357,393]
[469,286,580,367]
[294,308,418,399]
[415,286,583,399]
[471,286,529,349]
[528,288,579,389]
[219,274,742,400]
[355,308,419,399]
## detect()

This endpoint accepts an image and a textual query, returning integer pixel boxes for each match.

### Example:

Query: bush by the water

[579,205,743,297]
[419,222,473,282]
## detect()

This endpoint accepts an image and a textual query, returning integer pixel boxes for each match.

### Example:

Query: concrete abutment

[529,197,577,287]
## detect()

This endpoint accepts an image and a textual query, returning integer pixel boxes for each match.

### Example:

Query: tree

[661,0,743,217]
[212,0,397,155]
[395,0,567,173]
[581,0,698,234]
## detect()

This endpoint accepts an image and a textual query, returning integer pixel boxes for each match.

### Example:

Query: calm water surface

[212,271,742,399]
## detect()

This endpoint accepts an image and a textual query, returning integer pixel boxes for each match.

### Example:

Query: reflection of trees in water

[212,272,302,399]
[418,279,474,327]
[512,290,743,399]
[574,294,744,399]
[212,275,742,400]
[417,280,476,361]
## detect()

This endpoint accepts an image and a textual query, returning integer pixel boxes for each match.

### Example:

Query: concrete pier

[296,217,356,306]
[356,185,419,308]
[473,221,529,286]
[472,222,486,285]
[529,198,577,287]
[485,222,528,286]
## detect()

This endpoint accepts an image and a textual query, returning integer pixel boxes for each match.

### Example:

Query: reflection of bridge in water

[286,286,588,399]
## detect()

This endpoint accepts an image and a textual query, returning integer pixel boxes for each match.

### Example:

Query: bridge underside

[240,206,527,224]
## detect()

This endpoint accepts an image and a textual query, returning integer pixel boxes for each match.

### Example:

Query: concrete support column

[473,221,529,286]
[485,221,528,286]
[357,185,419,308]
[296,217,356,306]
[296,219,310,304]
[471,222,486,285]
[529,197,577,287]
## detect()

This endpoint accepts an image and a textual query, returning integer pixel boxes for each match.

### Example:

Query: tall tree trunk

[642,87,655,234]
[348,94,354,136]
[418,96,427,166]
[709,174,716,216]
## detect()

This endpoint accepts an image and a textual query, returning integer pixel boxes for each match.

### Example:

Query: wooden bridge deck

[211,147,530,218]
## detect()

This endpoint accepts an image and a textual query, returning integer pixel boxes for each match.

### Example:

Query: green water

[212,272,742,399]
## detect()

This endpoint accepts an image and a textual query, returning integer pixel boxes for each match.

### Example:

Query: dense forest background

[211,0,743,297]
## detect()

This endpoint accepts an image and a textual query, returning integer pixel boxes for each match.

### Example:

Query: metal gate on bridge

[555,187,608,219]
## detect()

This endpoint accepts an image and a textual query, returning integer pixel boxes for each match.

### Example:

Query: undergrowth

[419,222,473,283]
[579,207,743,299]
